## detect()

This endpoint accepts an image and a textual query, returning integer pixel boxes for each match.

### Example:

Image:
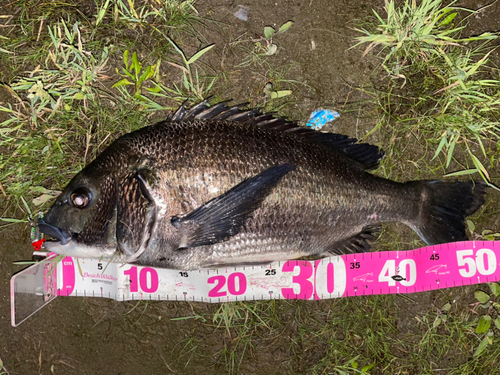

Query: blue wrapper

[306,109,339,129]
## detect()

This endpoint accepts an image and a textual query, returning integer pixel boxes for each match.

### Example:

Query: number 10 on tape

[51,241,500,302]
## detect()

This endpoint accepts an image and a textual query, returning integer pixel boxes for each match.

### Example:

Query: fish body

[39,101,486,270]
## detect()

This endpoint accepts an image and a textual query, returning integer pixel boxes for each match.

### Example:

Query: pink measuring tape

[11,241,500,326]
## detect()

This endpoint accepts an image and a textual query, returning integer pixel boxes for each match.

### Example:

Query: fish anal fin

[327,226,380,255]
[173,163,296,249]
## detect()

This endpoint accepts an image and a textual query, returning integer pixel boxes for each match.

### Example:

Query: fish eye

[70,187,92,209]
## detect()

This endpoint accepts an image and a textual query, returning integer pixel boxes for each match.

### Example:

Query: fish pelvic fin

[327,226,381,255]
[172,163,296,249]
[410,180,487,245]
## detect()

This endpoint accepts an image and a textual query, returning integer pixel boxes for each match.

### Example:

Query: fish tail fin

[411,180,487,245]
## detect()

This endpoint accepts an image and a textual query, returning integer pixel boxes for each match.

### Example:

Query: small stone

[234,5,250,21]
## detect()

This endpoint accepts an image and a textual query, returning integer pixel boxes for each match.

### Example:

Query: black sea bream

[38,101,486,270]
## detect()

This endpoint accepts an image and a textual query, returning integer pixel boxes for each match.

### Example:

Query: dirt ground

[2,0,500,374]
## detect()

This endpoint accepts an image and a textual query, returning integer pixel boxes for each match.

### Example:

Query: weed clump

[354,0,500,187]
[0,1,207,211]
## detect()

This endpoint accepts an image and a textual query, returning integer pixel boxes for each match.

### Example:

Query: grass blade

[186,44,215,65]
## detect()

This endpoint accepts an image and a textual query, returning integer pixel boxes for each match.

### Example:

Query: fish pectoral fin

[116,173,159,262]
[172,163,296,249]
[326,226,380,255]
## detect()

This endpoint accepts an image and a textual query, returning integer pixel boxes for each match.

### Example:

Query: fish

[38,100,487,270]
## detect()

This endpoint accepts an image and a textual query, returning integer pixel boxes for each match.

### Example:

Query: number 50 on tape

[11,241,500,326]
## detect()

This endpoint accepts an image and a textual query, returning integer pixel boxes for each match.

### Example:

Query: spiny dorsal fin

[167,100,385,170]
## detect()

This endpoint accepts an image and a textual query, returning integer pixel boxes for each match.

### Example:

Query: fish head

[39,169,120,261]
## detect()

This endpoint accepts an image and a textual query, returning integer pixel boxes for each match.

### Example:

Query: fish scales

[116,121,399,265]
[38,101,487,270]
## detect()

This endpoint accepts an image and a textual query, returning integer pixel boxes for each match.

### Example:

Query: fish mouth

[38,218,73,245]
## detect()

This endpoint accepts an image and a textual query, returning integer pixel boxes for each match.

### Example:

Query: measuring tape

[11,240,500,326]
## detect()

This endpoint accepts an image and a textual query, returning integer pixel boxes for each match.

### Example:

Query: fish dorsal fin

[168,100,385,170]
[302,132,385,170]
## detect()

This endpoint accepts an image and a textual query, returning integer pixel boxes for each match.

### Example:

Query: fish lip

[38,218,72,245]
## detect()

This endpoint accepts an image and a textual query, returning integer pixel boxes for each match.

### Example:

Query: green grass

[210,301,281,374]
[163,288,500,374]
[0,1,208,213]
[0,356,7,375]
[354,0,500,188]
